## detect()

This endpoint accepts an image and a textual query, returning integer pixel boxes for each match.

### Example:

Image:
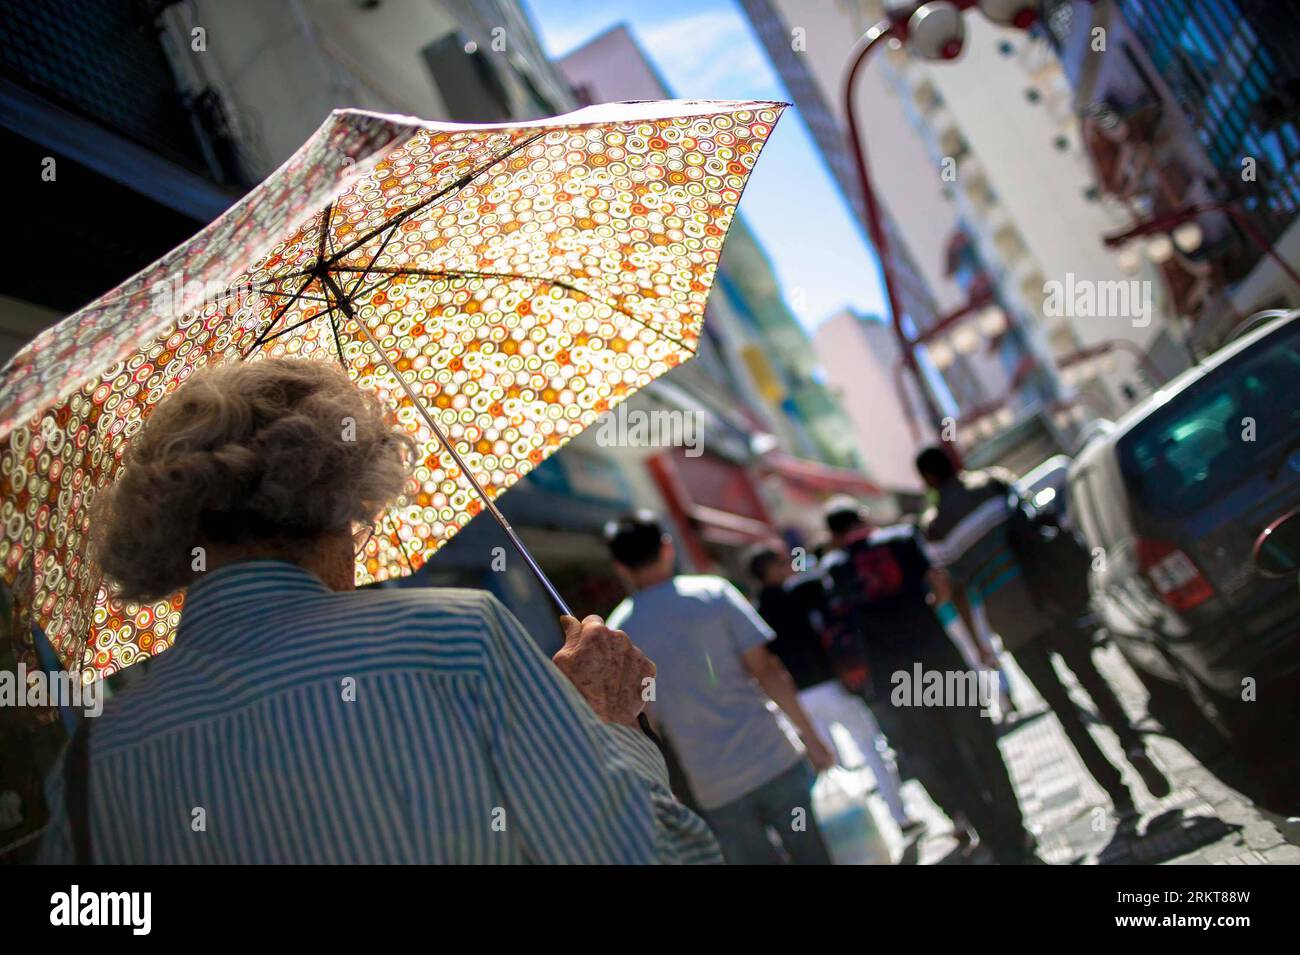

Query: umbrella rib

[344,270,411,304]
[317,281,414,576]
[381,509,419,577]
[329,266,694,352]
[314,274,351,369]
[253,308,331,346]
[317,276,413,574]
[325,130,549,267]
[170,273,310,312]
[240,274,314,360]
[318,203,334,262]
[44,133,544,333]
[256,288,333,304]
[318,270,573,617]
[345,212,400,302]
[326,304,349,367]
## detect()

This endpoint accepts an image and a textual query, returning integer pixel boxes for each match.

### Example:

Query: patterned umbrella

[0,100,785,681]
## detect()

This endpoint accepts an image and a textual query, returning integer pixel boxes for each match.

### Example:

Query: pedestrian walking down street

[821,498,1038,864]
[933,597,1019,722]
[915,446,1171,824]
[604,512,837,865]
[38,359,721,865]
[744,542,922,834]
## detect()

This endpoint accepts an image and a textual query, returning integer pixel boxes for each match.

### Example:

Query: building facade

[814,310,928,494]
[739,0,1203,454]
[740,0,1047,440]
[1045,0,1300,355]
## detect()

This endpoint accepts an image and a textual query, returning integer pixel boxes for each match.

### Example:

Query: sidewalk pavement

[850,641,1299,865]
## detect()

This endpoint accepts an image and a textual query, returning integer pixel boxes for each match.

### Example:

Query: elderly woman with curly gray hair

[39,358,720,864]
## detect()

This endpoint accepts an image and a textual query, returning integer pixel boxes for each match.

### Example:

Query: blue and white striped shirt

[39,561,721,864]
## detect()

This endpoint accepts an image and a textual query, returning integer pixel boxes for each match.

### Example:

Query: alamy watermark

[1043,272,1152,328]
[890,663,999,718]
[594,403,702,456]
[0,663,102,717]
[50,886,151,935]
[151,273,260,321]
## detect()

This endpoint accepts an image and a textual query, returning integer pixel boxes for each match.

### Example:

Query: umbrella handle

[339,284,574,618]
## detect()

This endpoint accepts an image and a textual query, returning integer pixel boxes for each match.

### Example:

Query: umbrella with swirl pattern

[0,99,786,680]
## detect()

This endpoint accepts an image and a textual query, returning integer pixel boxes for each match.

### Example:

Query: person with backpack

[915,446,1169,825]
[820,499,1037,863]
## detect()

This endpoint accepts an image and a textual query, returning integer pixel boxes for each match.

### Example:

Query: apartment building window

[912,79,942,114]
[1116,0,1300,239]
[1021,272,1048,311]
[422,30,511,123]
[0,0,207,172]
[939,127,970,163]
[513,64,557,118]
[994,224,1028,265]
[966,173,998,212]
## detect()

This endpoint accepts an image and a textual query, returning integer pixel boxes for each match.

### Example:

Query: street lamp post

[843,19,946,436]
[842,1,1041,466]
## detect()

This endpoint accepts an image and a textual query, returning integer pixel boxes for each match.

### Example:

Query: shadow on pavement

[1138,708,1300,815]
[1096,808,1242,865]
[993,707,1050,738]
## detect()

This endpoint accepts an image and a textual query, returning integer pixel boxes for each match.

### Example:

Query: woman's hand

[802,734,838,773]
[553,615,656,728]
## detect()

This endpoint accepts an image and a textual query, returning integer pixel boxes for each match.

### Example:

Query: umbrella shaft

[342,296,574,618]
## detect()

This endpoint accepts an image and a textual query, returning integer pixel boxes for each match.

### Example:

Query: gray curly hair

[92,358,416,601]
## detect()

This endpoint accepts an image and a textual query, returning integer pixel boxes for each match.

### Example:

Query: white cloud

[636,11,778,99]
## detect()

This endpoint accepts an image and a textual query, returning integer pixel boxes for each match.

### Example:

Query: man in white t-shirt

[604,511,836,864]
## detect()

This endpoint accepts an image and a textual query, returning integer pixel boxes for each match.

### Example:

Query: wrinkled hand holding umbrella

[0,100,786,685]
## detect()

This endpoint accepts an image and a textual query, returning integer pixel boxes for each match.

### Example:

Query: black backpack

[1004,490,1092,619]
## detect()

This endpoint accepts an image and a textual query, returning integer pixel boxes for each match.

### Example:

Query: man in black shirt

[821,498,1036,864]
[752,553,836,690]
[747,543,917,832]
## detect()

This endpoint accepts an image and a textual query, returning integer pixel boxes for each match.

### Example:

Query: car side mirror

[1253,510,1300,579]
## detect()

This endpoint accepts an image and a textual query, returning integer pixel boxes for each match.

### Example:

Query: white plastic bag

[811,768,892,865]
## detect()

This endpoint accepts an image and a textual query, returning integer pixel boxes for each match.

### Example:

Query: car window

[1118,319,1300,518]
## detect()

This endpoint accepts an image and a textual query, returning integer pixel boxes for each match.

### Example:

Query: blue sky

[523,0,888,331]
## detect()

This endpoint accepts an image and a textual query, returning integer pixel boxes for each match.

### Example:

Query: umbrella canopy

[0,100,786,680]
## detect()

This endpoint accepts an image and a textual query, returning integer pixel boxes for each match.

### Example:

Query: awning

[687,503,773,547]
[759,452,883,498]
[647,448,777,569]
